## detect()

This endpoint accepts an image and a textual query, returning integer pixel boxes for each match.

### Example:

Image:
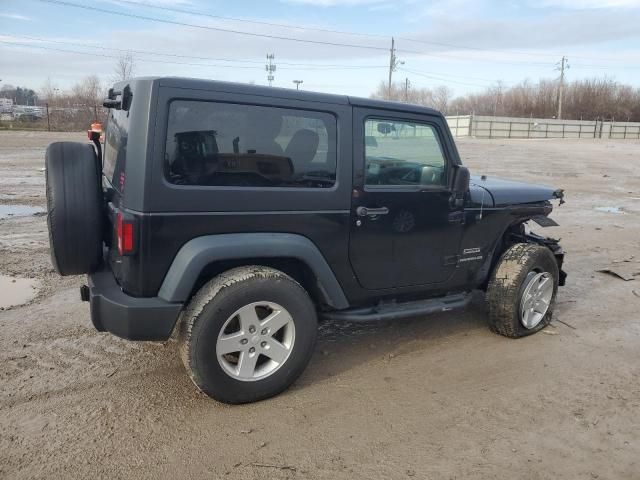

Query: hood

[470,175,564,207]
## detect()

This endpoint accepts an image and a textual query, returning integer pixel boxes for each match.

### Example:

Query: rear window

[103,109,129,191]
[164,100,337,188]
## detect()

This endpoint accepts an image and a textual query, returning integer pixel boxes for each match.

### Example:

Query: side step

[322,292,471,323]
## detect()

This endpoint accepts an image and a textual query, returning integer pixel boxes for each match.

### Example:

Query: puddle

[594,206,625,214]
[0,204,46,220]
[0,275,40,308]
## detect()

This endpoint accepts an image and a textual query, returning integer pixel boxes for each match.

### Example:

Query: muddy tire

[178,266,317,404]
[486,243,559,338]
[45,142,103,276]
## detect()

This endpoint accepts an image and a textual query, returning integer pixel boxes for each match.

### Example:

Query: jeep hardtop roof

[124,76,442,117]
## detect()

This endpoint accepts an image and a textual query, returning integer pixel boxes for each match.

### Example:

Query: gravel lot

[1,131,639,479]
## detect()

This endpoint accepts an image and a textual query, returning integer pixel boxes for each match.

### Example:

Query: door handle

[357,206,389,217]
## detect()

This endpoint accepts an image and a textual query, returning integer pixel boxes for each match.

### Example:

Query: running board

[322,293,471,323]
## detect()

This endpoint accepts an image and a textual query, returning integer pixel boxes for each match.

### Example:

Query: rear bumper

[87,266,183,341]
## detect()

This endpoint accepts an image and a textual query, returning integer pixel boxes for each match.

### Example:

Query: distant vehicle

[44,77,567,404]
[13,105,45,121]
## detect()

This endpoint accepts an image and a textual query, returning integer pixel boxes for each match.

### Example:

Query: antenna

[265,53,276,87]
[478,175,487,220]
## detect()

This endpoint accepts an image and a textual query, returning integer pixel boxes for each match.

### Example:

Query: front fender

[157,233,349,309]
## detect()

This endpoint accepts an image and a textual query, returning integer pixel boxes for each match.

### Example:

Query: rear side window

[165,100,337,188]
[103,109,129,191]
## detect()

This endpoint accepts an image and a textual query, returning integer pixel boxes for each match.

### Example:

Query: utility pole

[556,56,569,119]
[387,37,404,100]
[293,80,303,90]
[265,54,276,87]
[404,77,410,103]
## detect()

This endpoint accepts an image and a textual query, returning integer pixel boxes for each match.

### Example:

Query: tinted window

[165,101,337,188]
[364,118,447,187]
[103,109,129,191]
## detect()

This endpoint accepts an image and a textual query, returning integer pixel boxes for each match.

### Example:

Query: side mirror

[450,165,470,208]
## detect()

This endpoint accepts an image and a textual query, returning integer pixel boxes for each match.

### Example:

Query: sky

[0,0,639,99]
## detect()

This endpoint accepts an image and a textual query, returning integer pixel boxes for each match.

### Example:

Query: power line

[103,0,390,39]
[397,36,560,58]
[97,0,635,64]
[34,0,390,51]
[402,67,501,84]
[570,63,640,70]
[3,34,265,64]
[4,32,387,67]
[25,0,561,67]
[399,68,498,88]
[397,49,555,67]
[0,39,386,71]
[0,40,257,68]
[9,32,629,75]
[396,37,635,63]
[34,0,619,70]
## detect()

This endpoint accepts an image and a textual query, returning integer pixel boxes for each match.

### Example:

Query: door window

[364,118,447,188]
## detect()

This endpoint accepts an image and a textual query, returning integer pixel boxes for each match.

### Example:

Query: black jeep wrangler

[45,77,566,404]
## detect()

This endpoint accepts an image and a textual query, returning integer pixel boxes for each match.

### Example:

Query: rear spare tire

[45,142,103,276]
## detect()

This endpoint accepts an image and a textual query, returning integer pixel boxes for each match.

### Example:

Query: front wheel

[486,243,559,338]
[178,266,317,404]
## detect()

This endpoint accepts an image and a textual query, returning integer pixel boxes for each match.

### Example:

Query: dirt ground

[1,131,639,479]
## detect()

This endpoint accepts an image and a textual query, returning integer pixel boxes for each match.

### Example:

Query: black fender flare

[157,233,349,309]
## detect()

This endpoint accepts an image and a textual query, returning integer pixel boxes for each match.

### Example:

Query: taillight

[116,211,136,256]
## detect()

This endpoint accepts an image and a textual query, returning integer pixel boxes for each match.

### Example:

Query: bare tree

[432,86,452,114]
[371,81,450,113]
[113,52,135,83]
[446,77,640,121]
[40,77,57,103]
[71,75,103,106]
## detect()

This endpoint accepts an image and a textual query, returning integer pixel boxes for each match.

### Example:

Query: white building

[0,98,13,113]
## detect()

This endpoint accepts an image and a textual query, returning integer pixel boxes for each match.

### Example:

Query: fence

[3,105,640,139]
[0,104,107,132]
[446,114,640,139]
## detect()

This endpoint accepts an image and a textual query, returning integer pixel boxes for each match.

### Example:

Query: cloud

[1,1,639,97]
[0,13,32,21]
[281,0,385,6]
[402,2,640,51]
[535,0,640,8]
[106,0,193,6]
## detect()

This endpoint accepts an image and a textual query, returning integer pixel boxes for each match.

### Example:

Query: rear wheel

[486,243,559,338]
[45,142,103,275]
[178,266,317,404]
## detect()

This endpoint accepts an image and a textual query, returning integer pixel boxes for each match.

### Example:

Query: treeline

[0,53,133,131]
[0,85,38,105]
[372,78,640,121]
[0,76,108,131]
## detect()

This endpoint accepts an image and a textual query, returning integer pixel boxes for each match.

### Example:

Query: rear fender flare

[157,233,349,309]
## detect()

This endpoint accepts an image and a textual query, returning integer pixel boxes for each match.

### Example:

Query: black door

[348,109,464,290]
